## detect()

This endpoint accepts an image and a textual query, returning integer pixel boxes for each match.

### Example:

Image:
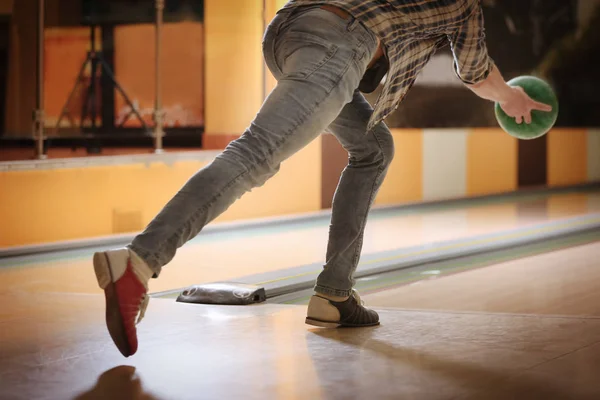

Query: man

[93,0,552,357]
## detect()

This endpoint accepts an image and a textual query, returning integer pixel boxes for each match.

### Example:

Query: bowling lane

[1,188,599,296]
[3,290,600,400]
[362,241,600,317]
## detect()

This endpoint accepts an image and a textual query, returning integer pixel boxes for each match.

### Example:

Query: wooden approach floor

[0,291,599,400]
[1,242,600,400]
[1,191,599,399]
[364,241,600,317]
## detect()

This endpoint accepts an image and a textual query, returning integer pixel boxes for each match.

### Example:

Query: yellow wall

[2,126,598,248]
[547,128,588,187]
[467,128,518,196]
[0,160,208,247]
[204,0,264,137]
[0,144,321,248]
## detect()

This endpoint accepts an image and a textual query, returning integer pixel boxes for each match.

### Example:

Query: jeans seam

[150,56,355,266]
[350,128,386,270]
[153,166,248,258]
[303,46,339,80]
[351,33,370,69]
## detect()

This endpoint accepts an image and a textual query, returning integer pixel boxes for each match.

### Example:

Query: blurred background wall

[0,0,599,247]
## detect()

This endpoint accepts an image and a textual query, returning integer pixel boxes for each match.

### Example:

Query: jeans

[130,6,394,297]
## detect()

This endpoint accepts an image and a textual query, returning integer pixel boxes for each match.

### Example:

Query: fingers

[524,112,532,124]
[531,101,553,112]
[515,115,523,124]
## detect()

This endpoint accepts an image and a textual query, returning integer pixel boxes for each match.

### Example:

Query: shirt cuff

[453,57,495,85]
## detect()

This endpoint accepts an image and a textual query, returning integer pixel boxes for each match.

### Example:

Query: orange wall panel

[0,146,322,248]
[467,128,518,196]
[375,129,423,205]
[547,128,588,187]
[114,22,205,128]
[42,23,204,130]
[204,0,264,136]
[43,27,100,127]
[0,160,208,247]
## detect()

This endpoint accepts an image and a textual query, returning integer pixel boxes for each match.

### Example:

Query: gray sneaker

[306,290,380,328]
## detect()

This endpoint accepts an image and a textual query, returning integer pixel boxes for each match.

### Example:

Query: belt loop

[347,18,359,32]
[275,9,293,35]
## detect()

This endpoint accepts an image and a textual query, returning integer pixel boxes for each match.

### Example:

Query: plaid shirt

[281,0,494,131]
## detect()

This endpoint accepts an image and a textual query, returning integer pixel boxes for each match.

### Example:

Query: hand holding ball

[494,76,559,140]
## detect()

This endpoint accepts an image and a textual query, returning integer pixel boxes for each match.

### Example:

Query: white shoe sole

[305,317,341,328]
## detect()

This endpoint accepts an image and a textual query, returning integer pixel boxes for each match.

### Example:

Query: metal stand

[55,26,147,132]
[153,0,165,154]
[33,0,46,159]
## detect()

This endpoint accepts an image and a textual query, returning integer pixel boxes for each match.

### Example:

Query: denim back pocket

[277,31,339,80]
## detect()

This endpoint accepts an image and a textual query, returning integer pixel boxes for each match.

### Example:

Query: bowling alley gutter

[150,211,600,301]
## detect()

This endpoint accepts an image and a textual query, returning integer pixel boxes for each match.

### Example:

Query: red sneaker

[93,248,153,357]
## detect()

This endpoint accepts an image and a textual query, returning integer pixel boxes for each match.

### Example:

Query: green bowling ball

[494,76,559,140]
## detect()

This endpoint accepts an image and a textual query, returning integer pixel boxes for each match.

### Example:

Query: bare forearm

[464,65,552,124]
[465,65,514,103]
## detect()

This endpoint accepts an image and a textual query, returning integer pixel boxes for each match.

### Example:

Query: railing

[30,0,167,159]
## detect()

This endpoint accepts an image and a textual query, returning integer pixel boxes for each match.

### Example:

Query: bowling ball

[494,76,559,140]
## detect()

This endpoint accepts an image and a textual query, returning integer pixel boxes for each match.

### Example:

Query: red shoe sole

[93,252,135,357]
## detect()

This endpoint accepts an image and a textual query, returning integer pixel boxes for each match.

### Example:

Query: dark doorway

[518,136,548,188]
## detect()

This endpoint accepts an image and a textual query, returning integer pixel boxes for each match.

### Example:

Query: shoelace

[136,294,150,325]
[351,289,365,306]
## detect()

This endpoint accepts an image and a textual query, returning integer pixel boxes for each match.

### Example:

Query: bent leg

[315,90,394,297]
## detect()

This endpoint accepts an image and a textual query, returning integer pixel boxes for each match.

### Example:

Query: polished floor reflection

[2,189,600,399]
[0,292,599,400]
[364,242,600,317]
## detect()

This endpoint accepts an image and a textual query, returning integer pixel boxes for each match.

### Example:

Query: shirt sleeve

[448,3,494,85]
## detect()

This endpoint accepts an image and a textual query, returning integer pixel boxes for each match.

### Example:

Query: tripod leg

[56,54,92,129]
[120,109,136,128]
[80,74,91,128]
[90,55,99,130]
[99,57,149,129]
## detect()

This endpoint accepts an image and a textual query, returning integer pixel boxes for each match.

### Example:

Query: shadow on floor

[307,328,578,400]
[73,366,162,400]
